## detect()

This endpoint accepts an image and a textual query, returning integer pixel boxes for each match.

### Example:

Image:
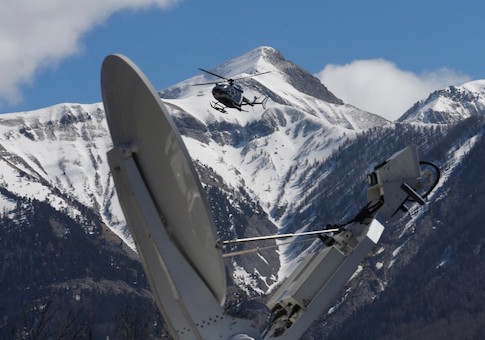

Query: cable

[418,160,441,199]
[404,160,441,204]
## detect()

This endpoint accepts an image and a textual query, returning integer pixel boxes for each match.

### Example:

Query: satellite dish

[101,54,226,305]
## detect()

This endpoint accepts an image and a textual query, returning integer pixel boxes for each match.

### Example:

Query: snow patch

[232,261,265,295]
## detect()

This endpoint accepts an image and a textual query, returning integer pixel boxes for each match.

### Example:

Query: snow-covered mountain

[161,46,388,223]
[399,80,485,124]
[2,46,485,338]
[0,46,391,290]
[0,103,129,243]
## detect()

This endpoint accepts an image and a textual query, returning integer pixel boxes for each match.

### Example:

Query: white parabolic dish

[101,54,226,305]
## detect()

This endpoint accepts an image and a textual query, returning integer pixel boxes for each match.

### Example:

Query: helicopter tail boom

[244,95,269,108]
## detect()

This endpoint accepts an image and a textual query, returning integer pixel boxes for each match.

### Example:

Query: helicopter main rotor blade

[198,68,231,82]
[232,70,272,81]
[193,81,222,86]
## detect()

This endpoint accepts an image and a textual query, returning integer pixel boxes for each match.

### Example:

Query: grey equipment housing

[366,145,426,219]
[263,145,428,339]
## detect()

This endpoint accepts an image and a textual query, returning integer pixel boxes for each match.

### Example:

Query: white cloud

[317,59,471,121]
[0,0,179,107]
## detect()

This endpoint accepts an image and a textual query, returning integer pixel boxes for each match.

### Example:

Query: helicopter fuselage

[212,83,244,109]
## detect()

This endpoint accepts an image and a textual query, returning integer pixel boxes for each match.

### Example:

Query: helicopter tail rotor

[261,96,269,109]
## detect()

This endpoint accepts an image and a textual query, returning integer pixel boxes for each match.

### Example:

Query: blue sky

[1,0,483,120]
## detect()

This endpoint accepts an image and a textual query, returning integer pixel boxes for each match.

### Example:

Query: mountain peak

[259,47,343,105]
[198,46,342,105]
[184,46,343,105]
[462,79,485,94]
[244,46,280,59]
[398,80,485,124]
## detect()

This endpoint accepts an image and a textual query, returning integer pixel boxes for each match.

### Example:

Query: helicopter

[196,68,270,113]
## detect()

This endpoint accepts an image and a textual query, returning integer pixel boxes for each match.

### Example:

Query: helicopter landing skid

[210,101,227,113]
